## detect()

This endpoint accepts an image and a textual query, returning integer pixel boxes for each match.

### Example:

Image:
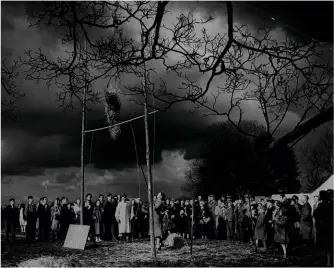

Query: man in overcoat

[103,193,117,241]
[300,195,312,245]
[4,198,19,243]
[25,196,37,242]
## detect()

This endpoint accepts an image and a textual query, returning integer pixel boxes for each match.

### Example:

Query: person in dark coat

[235,201,245,243]
[290,197,301,244]
[225,200,235,241]
[83,200,95,243]
[300,195,312,244]
[193,198,202,238]
[169,200,178,233]
[274,207,290,258]
[313,190,333,267]
[25,196,37,242]
[103,193,118,241]
[184,200,193,239]
[37,197,51,242]
[254,205,268,251]
[178,208,187,238]
[265,200,275,247]
[130,199,140,240]
[4,198,19,243]
[58,197,71,240]
[162,209,172,237]
[98,194,105,238]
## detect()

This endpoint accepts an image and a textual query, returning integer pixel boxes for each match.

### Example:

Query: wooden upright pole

[80,39,87,225]
[190,193,195,255]
[143,65,156,258]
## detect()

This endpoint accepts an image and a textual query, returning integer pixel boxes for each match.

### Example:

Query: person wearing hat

[115,194,131,242]
[313,190,333,267]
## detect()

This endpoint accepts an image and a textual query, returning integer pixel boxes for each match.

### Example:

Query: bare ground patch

[1,234,327,267]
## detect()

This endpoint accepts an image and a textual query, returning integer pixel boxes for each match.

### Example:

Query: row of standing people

[3,190,333,266]
[151,191,333,265]
[2,194,150,243]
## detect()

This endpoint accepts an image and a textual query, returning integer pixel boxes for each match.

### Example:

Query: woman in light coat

[115,194,131,241]
[19,204,27,233]
[50,198,61,241]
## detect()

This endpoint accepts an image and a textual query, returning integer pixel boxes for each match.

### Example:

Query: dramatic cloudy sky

[1,1,333,204]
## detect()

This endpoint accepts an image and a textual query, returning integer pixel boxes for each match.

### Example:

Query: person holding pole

[153,192,166,250]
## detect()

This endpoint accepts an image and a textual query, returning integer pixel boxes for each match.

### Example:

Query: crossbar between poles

[84,110,159,133]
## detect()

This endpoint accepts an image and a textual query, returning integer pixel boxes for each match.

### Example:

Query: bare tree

[10,1,331,256]
[1,59,24,121]
[13,1,334,148]
[302,125,333,192]
[182,158,203,196]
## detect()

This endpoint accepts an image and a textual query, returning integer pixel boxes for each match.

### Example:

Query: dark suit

[58,204,71,240]
[300,202,312,242]
[25,203,37,242]
[4,205,19,242]
[103,200,117,240]
[37,204,51,242]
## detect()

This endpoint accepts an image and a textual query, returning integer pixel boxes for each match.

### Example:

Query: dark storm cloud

[2,102,208,176]
[246,2,333,42]
[2,1,332,200]
[1,0,211,178]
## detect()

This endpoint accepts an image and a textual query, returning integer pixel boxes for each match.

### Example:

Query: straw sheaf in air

[105,86,122,140]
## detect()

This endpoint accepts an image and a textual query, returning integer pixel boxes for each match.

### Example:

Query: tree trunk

[190,193,195,255]
[270,106,333,150]
[143,69,156,258]
[80,39,88,226]
[80,88,86,225]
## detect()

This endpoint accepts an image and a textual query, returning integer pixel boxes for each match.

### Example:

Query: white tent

[312,174,334,196]
[271,174,334,209]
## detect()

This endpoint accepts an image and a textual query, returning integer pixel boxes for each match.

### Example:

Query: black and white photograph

[1,1,333,267]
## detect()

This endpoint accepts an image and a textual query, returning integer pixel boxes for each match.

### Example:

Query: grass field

[1,233,328,267]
